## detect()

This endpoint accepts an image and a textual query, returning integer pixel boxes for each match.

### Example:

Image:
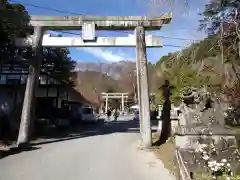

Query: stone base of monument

[175,124,238,150]
[169,89,240,178]
[174,126,240,177]
[175,133,237,149]
[157,118,180,135]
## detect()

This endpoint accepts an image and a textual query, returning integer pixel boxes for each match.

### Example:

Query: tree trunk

[231,39,240,81]
[238,38,240,61]
[154,99,171,146]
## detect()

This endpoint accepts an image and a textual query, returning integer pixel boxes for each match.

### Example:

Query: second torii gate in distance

[101,92,128,113]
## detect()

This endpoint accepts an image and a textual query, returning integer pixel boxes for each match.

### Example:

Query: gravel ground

[0,116,175,180]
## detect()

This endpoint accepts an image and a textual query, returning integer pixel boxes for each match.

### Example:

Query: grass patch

[194,173,240,180]
[150,133,179,178]
[228,126,240,150]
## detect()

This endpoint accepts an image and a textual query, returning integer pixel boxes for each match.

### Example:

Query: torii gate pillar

[121,94,124,113]
[17,26,44,146]
[105,94,108,113]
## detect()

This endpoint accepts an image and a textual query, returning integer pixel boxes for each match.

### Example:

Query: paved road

[0,116,175,180]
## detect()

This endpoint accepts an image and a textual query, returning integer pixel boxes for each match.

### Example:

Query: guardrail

[175,148,192,180]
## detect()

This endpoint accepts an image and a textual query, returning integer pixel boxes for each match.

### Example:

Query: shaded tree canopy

[42,47,76,82]
[199,0,240,62]
[0,0,30,62]
[0,0,75,83]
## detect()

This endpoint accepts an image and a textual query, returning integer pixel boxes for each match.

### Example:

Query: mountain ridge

[74,60,136,79]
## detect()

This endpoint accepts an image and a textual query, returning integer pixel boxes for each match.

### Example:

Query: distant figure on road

[113,109,119,121]
[0,103,10,145]
[106,109,112,122]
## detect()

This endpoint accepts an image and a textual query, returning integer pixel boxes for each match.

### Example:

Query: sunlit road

[0,116,175,180]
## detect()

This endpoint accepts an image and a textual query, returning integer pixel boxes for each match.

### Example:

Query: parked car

[80,106,98,123]
[150,110,158,120]
[133,110,139,121]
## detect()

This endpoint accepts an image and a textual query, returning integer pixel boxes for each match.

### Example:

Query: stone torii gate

[15,14,172,147]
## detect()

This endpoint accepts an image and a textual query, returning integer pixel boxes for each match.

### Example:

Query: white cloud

[80,47,135,62]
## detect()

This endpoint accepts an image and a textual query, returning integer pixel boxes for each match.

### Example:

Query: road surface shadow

[30,118,144,146]
[1,146,41,159]
[102,120,140,134]
[0,118,157,158]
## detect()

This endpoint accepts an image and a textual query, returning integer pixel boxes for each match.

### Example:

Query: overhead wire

[49,31,186,48]
[10,0,202,36]
[155,35,201,42]
[103,30,202,42]
[8,0,202,48]
[8,0,82,15]
[54,30,199,44]
[53,30,198,49]
[61,30,201,44]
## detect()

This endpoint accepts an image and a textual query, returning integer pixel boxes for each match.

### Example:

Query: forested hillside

[73,0,240,106]
[148,0,240,105]
[73,61,159,105]
[75,32,238,105]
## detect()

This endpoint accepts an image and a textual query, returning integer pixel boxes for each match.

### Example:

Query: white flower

[203,155,209,160]
[216,163,222,167]
[208,163,214,167]
[208,160,217,166]
[195,145,203,152]
[219,162,224,166]
[227,163,231,167]
[213,166,220,171]
[201,144,207,148]
[202,151,207,155]
[221,159,227,163]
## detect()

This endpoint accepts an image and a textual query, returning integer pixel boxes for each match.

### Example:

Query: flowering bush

[194,133,239,180]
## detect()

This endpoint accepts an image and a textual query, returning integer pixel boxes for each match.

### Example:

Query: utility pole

[135,25,152,147]
[17,26,44,147]
[131,71,137,104]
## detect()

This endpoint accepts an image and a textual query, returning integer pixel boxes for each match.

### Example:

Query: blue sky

[12,0,209,64]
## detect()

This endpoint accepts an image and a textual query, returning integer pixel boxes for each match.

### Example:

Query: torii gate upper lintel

[28,13,172,30]
[17,13,173,47]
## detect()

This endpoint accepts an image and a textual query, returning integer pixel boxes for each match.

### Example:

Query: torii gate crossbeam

[16,34,163,47]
